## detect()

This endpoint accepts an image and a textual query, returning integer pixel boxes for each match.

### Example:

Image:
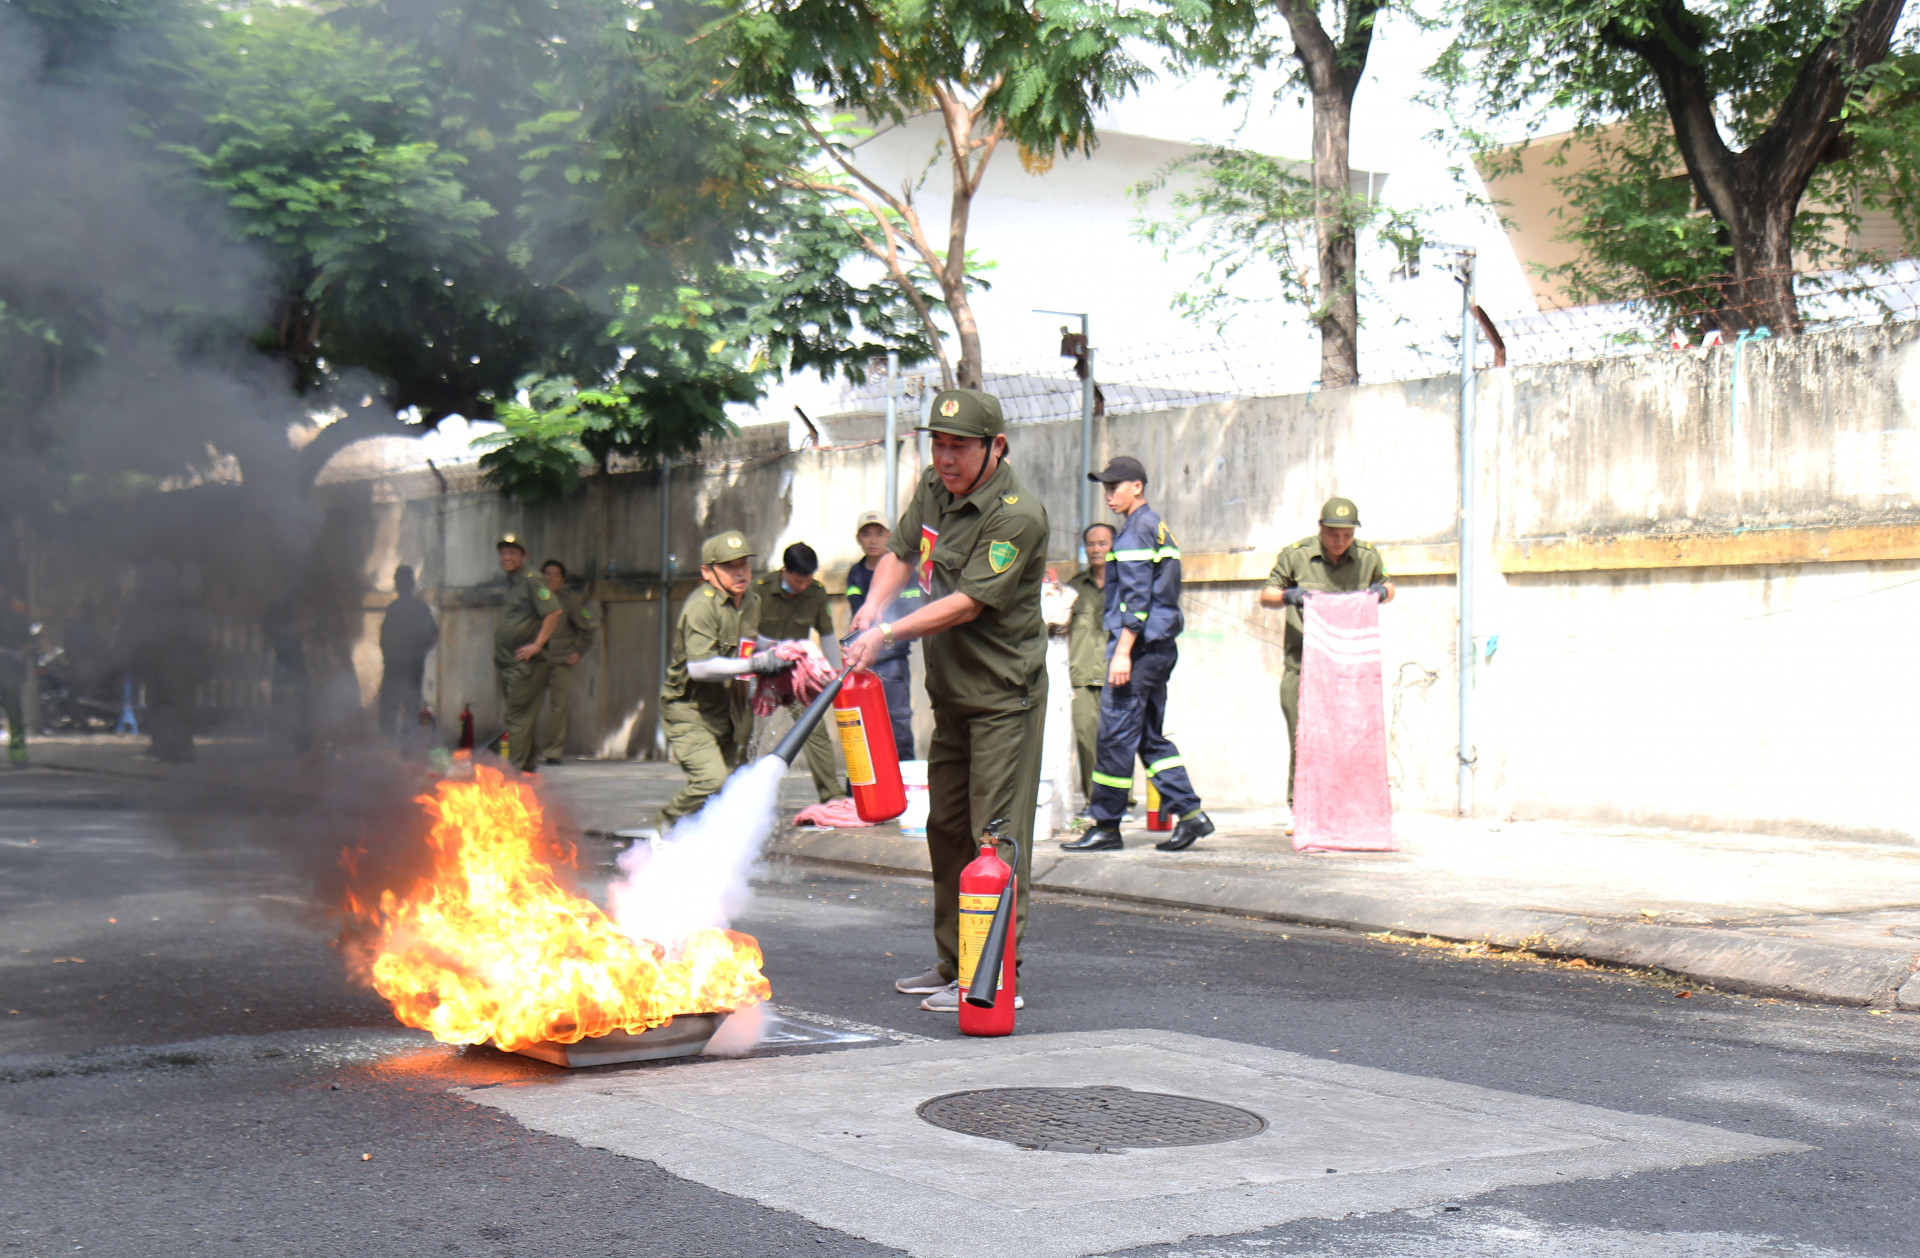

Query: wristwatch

[879,623,895,649]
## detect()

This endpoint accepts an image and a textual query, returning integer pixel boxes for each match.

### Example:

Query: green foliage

[1135,145,1423,332]
[1434,0,1920,318]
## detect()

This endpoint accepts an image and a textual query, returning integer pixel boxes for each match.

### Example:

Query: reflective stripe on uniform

[1090,769,1134,790]
[847,584,863,596]
[1154,547,1181,561]
[1111,548,1155,561]
[1146,755,1185,776]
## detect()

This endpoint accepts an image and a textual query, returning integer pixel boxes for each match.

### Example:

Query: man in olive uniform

[749,542,844,804]
[537,560,596,764]
[843,388,1048,1013]
[657,531,795,829]
[1258,497,1395,806]
[0,581,33,768]
[1065,522,1115,813]
[845,510,921,759]
[493,535,563,773]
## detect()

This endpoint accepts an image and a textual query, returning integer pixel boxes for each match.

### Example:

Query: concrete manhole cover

[916,1085,1268,1153]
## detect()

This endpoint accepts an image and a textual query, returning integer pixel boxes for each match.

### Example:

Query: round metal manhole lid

[916,1086,1267,1153]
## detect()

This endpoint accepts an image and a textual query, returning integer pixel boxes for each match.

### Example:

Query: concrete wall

[335,324,1920,841]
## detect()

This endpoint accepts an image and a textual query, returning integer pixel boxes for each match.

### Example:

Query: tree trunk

[1716,182,1804,335]
[1276,0,1381,389]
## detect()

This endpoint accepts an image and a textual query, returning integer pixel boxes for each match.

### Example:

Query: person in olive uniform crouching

[1064,522,1114,814]
[1257,497,1395,807]
[750,542,844,804]
[845,510,920,760]
[657,531,796,830]
[843,389,1048,1013]
[494,535,563,773]
[1062,456,1213,854]
[536,560,596,764]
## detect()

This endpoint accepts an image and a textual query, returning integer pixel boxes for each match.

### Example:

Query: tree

[731,0,1148,388]
[1160,0,1392,387]
[1436,0,1920,334]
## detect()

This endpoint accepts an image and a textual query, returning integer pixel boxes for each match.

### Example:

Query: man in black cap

[842,387,1047,1013]
[1259,497,1394,808]
[1060,457,1212,853]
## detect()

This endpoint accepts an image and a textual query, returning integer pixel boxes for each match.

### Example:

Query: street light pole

[1455,249,1477,818]
[1034,308,1092,557]
[883,351,899,524]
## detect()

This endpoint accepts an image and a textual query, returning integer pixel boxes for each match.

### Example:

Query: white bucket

[899,759,930,836]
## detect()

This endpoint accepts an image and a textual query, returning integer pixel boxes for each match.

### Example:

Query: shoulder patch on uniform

[536,587,552,601]
[1158,520,1175,546]
[987,540,1019,573]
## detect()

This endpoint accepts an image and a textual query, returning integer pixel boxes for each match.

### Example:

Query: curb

[770,829,1920,1009]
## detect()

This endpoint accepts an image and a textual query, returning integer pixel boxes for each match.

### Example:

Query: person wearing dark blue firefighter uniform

[1059,456,1213,854]
[844,508,920,760]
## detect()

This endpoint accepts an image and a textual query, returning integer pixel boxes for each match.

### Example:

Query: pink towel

[1292,591,1397,852]
[793,796,867,829]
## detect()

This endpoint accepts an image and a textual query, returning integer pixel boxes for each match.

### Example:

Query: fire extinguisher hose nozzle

[962,832,1020,1010]
[770,673,847,766]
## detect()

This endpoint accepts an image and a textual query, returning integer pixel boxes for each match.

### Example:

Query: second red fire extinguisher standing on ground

[832,668,906,823]
[957,822,1019,1037]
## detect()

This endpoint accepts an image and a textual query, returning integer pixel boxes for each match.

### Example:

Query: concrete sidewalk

[24,737,1920,1011]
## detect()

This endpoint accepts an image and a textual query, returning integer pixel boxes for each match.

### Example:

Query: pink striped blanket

[1292,590,1397,852]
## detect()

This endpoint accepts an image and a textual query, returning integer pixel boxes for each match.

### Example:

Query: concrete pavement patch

[460,1028,1805,1258]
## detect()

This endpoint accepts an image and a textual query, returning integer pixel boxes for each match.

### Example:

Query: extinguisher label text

[957,892,1004,994]
[834,707,876,786]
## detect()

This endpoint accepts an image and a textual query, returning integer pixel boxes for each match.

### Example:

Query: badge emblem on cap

[940,398,960,417]
[1336,505,1350,517]
[728,535,742,547]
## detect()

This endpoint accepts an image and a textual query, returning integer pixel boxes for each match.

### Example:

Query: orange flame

[344,766,769,1052]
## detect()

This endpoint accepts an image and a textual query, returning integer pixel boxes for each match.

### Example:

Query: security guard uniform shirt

[1104,506,1183,644]
[660,583,762,728]
[751,572,834,645]
[1065,567,1107,689]
[493,569,556,668]
[1264,537,1390,663]
[545,587,596,661]
[888,460,1049,708]
[844,558,919,664]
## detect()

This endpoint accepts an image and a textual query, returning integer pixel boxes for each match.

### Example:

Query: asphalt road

[2,764,1917,1257]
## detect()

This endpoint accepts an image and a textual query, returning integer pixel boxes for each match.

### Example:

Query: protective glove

[749,650,797,676]
[1280,586,1307,608]
[1367,581,1387,600]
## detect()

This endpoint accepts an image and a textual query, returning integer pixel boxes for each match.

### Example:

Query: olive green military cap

[699,531,755,565]
[921,388,1005,439]
[496,532,527,552]
[1319,497,1361,528]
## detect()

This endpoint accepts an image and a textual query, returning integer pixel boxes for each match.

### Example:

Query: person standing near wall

[844,510,921,760]
[842,389,1048,1013]
[750,542,844,805]
[656,531,794,830]
[1064,522,1115,819]
[1062,457,1213,854]
[493,535,562,774]
[0,580,33,768]
[377,565,439,750]
[1257,498,1394,813]
[536,559,595,765]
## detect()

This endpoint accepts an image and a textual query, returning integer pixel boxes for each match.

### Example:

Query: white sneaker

[921,982,1025,1012]
[895,966,947,994]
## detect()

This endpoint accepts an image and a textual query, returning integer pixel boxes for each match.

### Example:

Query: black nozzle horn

[963,822,1019,1010]
[771,673,846,766]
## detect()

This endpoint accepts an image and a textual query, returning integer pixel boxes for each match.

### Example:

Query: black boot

[1059,823,1123,852]
[1155,811,1213,852]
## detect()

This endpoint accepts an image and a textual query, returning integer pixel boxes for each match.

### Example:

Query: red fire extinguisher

[831,669,906,822]
[457,704,475,751]
[957,821,1018,1037]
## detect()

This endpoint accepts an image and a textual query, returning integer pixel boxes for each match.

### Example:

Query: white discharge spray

[607,754,788,955]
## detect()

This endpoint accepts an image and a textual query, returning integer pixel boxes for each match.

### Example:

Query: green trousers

[1281,662,1301,806]
[1072,683,1101,806]
[926,678,1048,982]
[0,677,23,766]
[498,658,550,773]
[659,709,748,828]
[538,662,574,762]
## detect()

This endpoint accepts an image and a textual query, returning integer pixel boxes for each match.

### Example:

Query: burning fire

[344,765,770,1052]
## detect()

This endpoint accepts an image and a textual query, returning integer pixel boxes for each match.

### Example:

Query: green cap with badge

[700,531,756,564]
[920,388,1005,439]
[1319,497,1361,528]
